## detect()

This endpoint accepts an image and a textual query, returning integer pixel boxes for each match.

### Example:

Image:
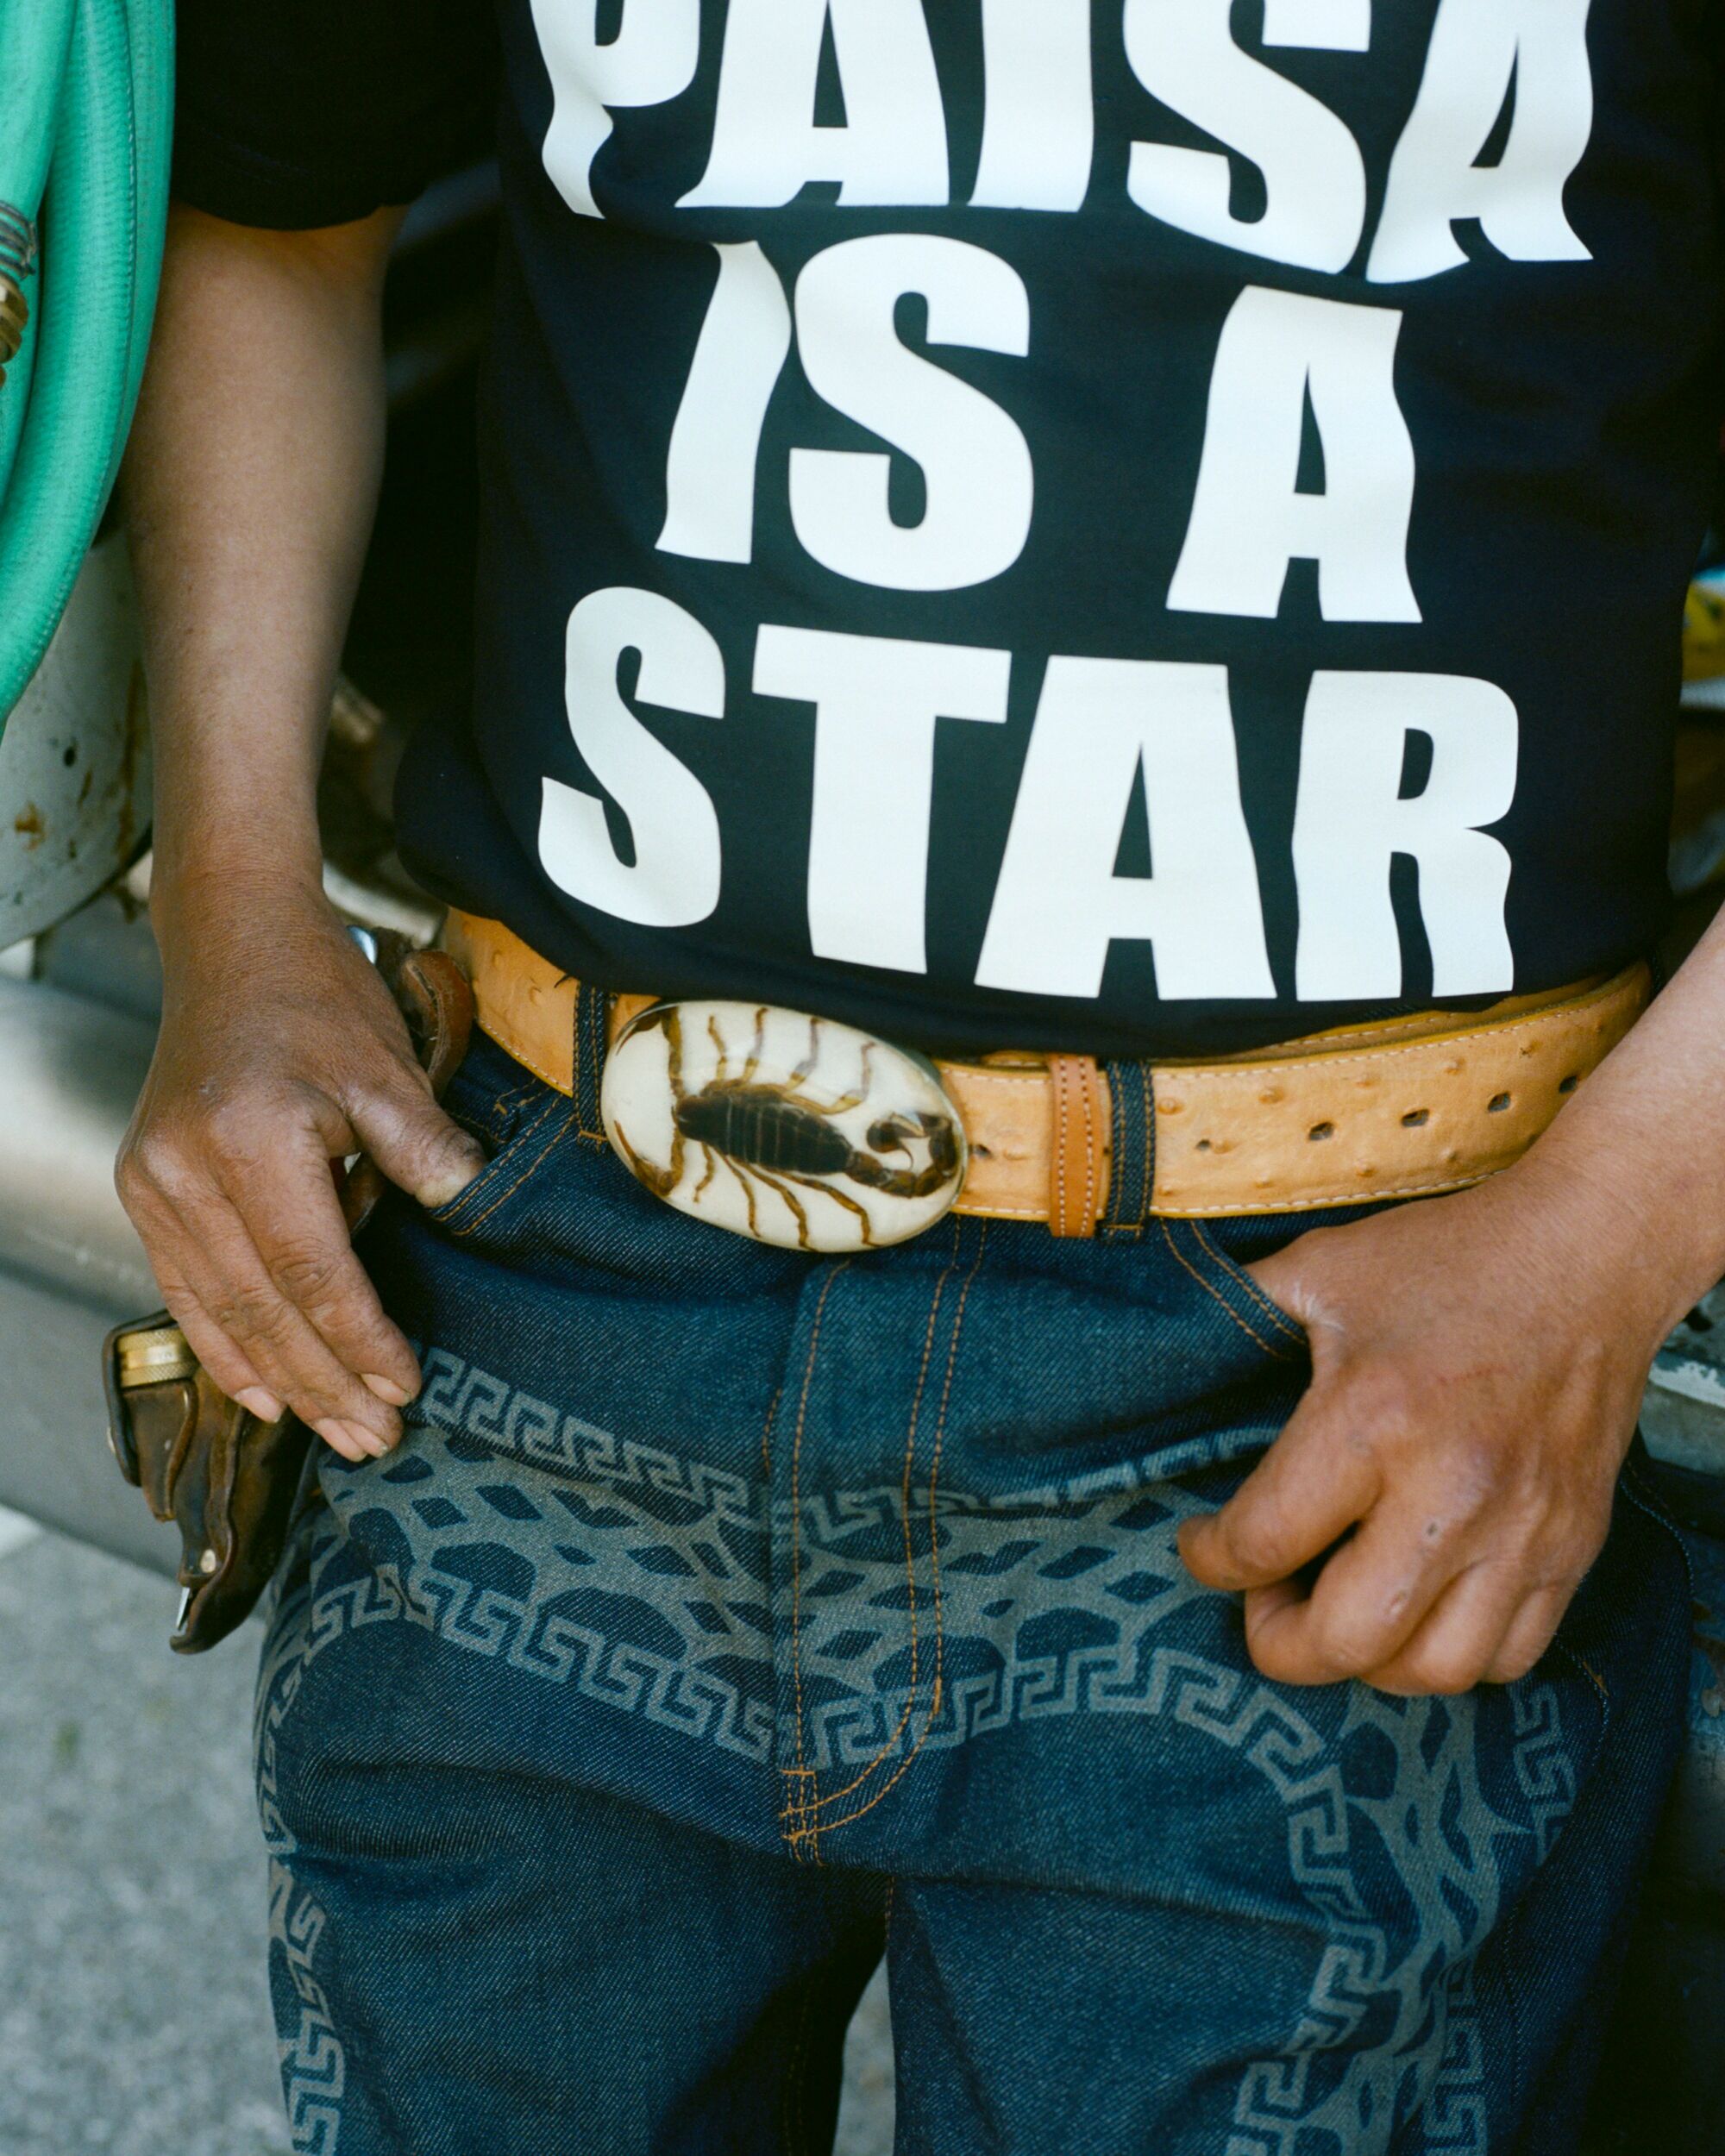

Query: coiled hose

[0,0,173,738]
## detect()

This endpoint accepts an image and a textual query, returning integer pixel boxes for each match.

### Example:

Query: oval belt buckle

[599,1000,968,1252]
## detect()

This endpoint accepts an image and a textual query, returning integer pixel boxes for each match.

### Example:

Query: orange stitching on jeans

[442,1094,568,1236]
[785,1224,963,1831]
[810,1226,989,1839]
[448,1100,568,1234]
[1553,1640,1610,1714]
[788,1238,953,1809]
[474,1075,548,1156]
[1157,1218,1286,1358]
[495,1074,543,1119]
[472,1078,519,1130]
[463,1075,531,1142]
[1546,1636,1614,1755]
[572,988,612,1144]
[783,1263,849,1863]
[1188,1221,1304,1344]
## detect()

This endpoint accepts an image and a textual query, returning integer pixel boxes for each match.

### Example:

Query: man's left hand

[1176,1164,1672,1695]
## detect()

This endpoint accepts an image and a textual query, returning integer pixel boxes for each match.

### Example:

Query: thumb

[349,1069,488,1209]
[1243,1237,1323,1335]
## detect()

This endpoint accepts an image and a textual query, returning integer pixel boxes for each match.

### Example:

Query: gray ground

[0,1514,893,2156]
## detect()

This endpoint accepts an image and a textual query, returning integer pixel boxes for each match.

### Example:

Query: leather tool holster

[103,935,474,1654]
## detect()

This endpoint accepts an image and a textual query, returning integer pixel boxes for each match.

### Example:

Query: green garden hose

[0,0,173,738]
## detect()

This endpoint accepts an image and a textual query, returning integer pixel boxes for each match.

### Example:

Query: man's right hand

[116,879,486,1461]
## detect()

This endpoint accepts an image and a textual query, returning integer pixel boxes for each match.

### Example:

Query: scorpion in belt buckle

[600,999,967,1252]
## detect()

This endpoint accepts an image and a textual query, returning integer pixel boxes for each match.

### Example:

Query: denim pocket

[1164,1218,1308,1364]
[425,1060,576,1237]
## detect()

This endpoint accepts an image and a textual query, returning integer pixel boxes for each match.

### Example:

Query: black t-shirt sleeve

[172,0,500,229]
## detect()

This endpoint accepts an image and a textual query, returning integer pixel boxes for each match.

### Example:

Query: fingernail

[237,1388,285,1422]
[362,1373,412,1407]
[314,1419,364,1460]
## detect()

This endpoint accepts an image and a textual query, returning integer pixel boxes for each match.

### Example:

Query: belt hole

[1400,1108,1429,1129]
[1488,1092,1511,1113]
[1195,1138,1213,1153]
[1308,1121,1334,1143]
[1557,1074,1579,1095]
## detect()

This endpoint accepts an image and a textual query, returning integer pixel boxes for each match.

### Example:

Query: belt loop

[572,981,611,1144]
[1100,1058,1155,1240]
[1046,1056,1108,1238]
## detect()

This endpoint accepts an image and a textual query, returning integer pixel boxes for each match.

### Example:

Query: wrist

[1495,1132,1716,1351]
[148,837,328,959]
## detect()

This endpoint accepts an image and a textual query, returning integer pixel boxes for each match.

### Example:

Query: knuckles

[1302,1621,1390,1686]
[201,1088,302,1170]
[268,1242,348,1309]
[1383,1643,1485,1697]
[117,1124,196,1204]
[1218,1514,1300,1585]
[120,1082,304,1192]
[209,1285,298,1351]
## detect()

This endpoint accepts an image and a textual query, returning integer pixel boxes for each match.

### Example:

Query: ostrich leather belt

[441,911,1647,1245]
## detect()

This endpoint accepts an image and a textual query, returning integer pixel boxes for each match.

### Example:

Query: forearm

[122,203,401,936]
[113,200,484,1452]
[1509,911,1725,1342]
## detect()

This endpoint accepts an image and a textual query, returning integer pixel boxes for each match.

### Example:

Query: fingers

[1483,1586,1575,1686]
[117,1044,447,1456]
[346,1069,487,1211]
[1177,1373,1602,1693]
[1334,1558,1529,1697]
[230,1123,422,1407]
[1178,1403,1380,1594]
[1244,1545,1577,1695]
[1239,1495,1462,1687]
[173,1196,398,1455]
[112,914,464,1463]
[127,1155,402,1459]
[1170,1194,1634,1701]
[149,1254,372,1463]
[147,1257,279,1422]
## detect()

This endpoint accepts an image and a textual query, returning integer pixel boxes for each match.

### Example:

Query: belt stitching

[474,1015,566,1100]
[477,982,1632,1103]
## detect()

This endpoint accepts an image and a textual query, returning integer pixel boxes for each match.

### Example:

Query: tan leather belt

[440,912,1648,1234]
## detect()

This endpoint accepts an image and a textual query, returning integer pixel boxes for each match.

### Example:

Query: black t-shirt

[174,0,1724,1057]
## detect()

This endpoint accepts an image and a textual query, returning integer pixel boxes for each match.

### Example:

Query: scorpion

[609,1005,962,1250]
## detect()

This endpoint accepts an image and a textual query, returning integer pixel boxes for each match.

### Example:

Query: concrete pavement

[0,1514,893,2155]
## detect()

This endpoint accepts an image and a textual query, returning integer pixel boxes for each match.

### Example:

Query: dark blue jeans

[257,1029,1689,2154]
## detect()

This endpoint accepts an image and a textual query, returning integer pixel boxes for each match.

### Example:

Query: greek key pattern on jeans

[414,1344,765,1526]
[258,1577,348,2156]
[270,1344,1584,2156]
[267,1858,345,2156]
